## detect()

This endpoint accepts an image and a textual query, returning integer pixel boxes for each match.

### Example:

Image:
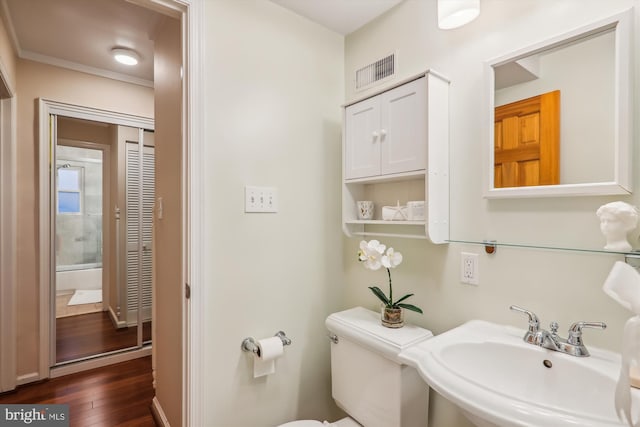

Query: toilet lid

[278,421,325,427]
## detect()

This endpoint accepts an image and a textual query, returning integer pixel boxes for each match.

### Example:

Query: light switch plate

[245,186,278,213]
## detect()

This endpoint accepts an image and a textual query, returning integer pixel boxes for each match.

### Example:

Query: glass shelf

[446,239,639,256]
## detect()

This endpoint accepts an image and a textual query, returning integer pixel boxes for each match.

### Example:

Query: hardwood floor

[0,357,156,427]
[56,291,103,318]
[57,312,152,363]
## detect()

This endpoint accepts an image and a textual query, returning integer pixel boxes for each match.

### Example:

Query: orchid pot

[381,306,404,328]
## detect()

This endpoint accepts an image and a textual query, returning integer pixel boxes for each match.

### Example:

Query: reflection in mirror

[494,90,560,187]
[53,118,153,365]
[485,9,632,198]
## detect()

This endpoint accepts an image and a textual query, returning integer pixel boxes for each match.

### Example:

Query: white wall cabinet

[345,77,427,180]
[342,70,450,242]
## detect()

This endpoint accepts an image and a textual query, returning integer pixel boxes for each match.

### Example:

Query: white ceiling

[0,0,402,87]
[270,0,403,35]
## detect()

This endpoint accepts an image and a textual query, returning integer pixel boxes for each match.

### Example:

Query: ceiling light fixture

[112,48,140,66]
[438,0,480,30]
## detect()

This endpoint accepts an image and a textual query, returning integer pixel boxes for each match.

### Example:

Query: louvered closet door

[125,142,155,326]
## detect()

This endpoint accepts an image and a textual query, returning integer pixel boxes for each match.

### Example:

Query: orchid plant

[358,240,423,314]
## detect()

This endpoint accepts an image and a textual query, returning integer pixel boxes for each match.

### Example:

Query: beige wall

[344,1,640,426]
[153,16,183,427]
[202,1,344,425]
[15,59,153,378]
[0,12,16,94]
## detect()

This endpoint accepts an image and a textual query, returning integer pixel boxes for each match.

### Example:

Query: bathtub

[56,264,102,293]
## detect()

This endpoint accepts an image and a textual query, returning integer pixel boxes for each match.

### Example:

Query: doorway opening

[25,1,203,425]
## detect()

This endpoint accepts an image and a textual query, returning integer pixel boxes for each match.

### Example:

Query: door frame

[128,1,205,425]
[182,1,205,425]
[0,68,16,393]
[141,1,206,425]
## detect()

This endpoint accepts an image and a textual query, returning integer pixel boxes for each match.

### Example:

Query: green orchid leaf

[368,286,390,305]
[394,293,414,305]
[397,303,423,314]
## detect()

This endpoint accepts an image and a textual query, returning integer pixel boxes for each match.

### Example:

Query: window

[57,166,83,214]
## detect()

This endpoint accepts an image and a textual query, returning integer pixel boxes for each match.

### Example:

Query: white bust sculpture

[596,201,639,252]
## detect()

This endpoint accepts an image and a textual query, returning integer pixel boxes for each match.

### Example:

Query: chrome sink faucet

[509,305,606,357]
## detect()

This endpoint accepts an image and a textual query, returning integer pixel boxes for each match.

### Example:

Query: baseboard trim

[151,396,171,427]
[50,347,151,378]
[108,306,127,329]
[16,372,40,386]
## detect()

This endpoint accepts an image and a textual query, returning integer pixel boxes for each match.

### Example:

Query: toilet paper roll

[253,336,284,378]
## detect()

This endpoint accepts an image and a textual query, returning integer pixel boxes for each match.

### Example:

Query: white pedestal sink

[399,320,640,427]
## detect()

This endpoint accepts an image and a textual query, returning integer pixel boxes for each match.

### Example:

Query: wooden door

[494,90,560,187]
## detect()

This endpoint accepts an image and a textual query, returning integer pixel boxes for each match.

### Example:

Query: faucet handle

[510,305,540,332]
[567,321,607,345]
[549,321,559,336]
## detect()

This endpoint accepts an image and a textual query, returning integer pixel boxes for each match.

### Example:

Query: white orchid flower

[358,240,422,317]
[359,240,385,270]
[382,247,403,269]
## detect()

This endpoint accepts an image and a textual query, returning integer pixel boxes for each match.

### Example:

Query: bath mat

[67,289,102,306]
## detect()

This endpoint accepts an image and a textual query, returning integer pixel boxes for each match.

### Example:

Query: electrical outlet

[245,186,278,213]
[460,252,479,285]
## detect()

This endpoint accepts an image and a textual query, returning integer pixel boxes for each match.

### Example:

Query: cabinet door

[379,78,427,175]
[344,96,381,180]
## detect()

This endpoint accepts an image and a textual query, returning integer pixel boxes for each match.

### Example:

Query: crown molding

[21,50,154,88]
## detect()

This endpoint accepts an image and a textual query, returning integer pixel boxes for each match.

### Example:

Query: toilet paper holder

[241,331,291,356]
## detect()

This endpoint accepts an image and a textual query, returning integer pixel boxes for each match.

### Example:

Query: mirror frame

[38,99,154,375]
[483,9,633,198]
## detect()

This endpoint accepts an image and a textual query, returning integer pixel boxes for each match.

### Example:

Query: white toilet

[279,306,433,427]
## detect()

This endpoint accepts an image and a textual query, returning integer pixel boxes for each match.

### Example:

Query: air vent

[355,53,396,91]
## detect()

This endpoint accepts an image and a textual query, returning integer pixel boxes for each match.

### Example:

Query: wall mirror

[484,9,632,198]
[39,99,154,371]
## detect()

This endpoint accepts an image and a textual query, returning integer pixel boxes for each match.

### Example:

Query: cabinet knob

[372,131,379,140]
[380,129,387,139]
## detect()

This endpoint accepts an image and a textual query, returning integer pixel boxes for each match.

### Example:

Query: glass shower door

[55,146,103,314]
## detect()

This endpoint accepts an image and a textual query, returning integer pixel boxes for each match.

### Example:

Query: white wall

[344,1,640,426]
[202,1,344,426]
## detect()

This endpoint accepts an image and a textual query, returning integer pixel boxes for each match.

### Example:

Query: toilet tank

[326,307,433,427]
